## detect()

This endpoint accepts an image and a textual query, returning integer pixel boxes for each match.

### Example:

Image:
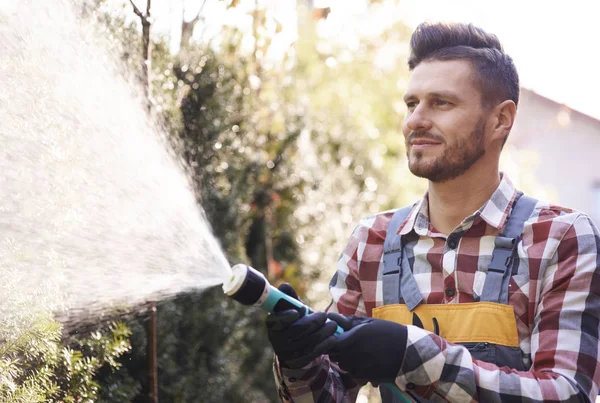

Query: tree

[128,0,152,109]
[0,311,132,402]
[88,1,422,401]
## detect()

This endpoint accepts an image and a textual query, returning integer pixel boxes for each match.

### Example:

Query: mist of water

[0,0,232,330]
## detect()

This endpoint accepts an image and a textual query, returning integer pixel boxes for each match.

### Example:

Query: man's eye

[406,102,417,109]
[434,100,451,106]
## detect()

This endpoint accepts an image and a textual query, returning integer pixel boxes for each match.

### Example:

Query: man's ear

[490,100,517,143]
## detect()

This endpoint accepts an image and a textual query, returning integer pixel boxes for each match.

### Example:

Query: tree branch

[128,0,144,19]
[191,0,207,24]
[180,0,207,53]
[129,0,152,112]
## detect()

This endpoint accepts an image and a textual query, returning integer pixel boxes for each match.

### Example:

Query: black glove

[327,313,407,383]
[265,283,338,369]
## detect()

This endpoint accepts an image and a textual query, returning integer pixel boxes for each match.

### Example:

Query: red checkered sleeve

[273,354,364,402]
[329,213,392,317]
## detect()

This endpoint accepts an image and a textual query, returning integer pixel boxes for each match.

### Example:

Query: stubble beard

[407,120,487,183]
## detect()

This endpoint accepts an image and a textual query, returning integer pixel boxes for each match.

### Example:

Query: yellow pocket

[372,302,519,347]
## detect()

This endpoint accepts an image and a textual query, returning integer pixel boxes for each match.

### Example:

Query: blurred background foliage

[90,1,426,401]
[1,0,546,402]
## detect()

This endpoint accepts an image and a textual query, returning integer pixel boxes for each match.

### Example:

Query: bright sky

[393,0,600,120]
[131,0,600,120]
[318,0,600,120]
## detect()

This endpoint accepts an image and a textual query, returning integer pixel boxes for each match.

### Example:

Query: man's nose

[404,105,433,133]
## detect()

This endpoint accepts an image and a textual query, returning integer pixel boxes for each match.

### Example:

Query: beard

[406,119,486,183]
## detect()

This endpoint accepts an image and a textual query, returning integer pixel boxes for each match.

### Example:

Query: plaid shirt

[274,175,600,402]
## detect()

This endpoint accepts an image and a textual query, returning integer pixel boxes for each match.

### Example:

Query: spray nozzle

[223,264,309,315]
[222,264,270,306]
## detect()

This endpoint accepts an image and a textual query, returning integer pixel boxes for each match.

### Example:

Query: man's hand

[327,313,407,383]
[265,283,338,369]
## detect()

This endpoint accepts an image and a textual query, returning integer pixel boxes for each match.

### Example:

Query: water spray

[223,264,412,403]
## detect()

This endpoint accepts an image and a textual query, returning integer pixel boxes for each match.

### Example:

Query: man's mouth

[409,138,442,150]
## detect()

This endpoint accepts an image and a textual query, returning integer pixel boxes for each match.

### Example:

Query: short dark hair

[408,22,519,109]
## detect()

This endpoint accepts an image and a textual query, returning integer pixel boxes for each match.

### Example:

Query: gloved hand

[326,313,407,383]
[265,283,338,369]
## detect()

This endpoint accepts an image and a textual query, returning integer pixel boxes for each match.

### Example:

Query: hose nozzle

[223,264,309,315]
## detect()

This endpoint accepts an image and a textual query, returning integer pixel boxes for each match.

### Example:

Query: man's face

[402,59,489,183]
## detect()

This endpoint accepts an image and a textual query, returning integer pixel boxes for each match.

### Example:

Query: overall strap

[382,206,423,310]
[480,193,538,304]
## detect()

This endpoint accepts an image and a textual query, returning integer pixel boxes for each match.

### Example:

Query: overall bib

[373,193,537,403]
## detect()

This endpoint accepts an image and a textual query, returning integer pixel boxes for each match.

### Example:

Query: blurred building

[510,88,600,225]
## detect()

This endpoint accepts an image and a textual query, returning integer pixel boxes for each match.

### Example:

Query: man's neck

[427,166,501,235]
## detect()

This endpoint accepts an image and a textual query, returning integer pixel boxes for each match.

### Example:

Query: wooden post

[147,301,158,403]
[128,2,157,401]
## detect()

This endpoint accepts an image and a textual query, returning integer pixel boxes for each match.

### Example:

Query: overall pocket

[461,342,527,371]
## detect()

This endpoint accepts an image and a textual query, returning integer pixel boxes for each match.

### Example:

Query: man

[266,22,600,402]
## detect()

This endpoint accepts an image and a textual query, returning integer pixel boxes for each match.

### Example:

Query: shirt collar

[477,174,519,231]
[397,174,518,236]
[398,196,428,236]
